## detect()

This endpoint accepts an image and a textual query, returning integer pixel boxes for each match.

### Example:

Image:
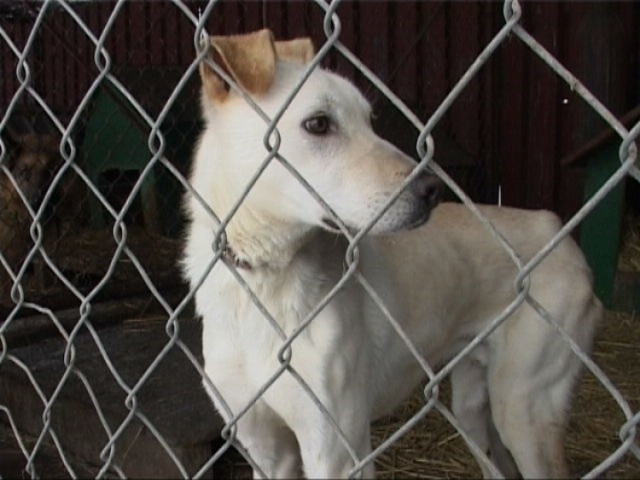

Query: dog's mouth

[404,210,432,230]
[321,209,433,235]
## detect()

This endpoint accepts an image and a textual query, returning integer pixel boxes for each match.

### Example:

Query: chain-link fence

[1,0,639,478]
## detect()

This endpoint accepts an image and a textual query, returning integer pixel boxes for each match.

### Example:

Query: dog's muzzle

[321,173,442,234]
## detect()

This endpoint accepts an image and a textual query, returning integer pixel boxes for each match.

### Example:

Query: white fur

[182,58,601,479]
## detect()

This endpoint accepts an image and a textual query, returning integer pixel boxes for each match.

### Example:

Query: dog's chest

[198,260,344,370]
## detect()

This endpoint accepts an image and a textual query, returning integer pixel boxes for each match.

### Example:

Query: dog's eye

[302,114,331,135]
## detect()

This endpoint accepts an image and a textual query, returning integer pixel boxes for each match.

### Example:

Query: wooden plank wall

[1,1,638,216]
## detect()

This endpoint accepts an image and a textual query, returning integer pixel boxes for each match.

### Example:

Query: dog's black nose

[412,173,442,208]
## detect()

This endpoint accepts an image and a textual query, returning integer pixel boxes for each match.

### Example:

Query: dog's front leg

[237,403,303,479]
[202,359,303,478]
[295,408,374,479]
[267,371,375,479]
[206,392,303,479]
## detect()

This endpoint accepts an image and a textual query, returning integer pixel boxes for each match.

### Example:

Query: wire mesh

[0,0,639,478]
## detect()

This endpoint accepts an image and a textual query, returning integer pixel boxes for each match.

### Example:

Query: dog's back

[369,202,599,364]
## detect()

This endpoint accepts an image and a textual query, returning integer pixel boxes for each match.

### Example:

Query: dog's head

[193,29,440,237]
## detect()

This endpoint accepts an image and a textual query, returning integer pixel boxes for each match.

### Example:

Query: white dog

[182,29,601,479]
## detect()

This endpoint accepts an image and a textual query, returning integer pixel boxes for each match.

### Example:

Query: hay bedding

[564,311,640,478]
[619,212,640,272]
[0,226,182,317]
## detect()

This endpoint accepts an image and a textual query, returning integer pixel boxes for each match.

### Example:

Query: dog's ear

[274,38,315,65]
[200,29,276,102]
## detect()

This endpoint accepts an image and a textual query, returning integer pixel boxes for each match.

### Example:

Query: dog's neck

[221,211,314,271]
[189,176,313,272]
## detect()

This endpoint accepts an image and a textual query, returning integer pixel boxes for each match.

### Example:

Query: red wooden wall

[1,1,638,218]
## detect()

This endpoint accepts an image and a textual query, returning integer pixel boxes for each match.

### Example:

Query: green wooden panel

[579,144,626,308]
[82,85,156,229]
[81,84,200,235]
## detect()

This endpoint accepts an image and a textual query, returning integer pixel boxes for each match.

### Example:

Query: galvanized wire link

[1,0,639,478]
